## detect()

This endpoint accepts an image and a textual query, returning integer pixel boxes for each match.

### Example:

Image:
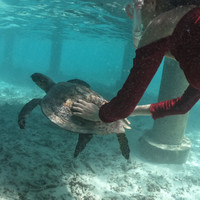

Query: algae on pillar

[140,58,191,164]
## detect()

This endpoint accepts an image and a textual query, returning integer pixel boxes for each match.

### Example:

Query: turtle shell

[40,81,129,135]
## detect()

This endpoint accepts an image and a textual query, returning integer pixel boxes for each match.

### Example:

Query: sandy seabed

[0,80,200,200]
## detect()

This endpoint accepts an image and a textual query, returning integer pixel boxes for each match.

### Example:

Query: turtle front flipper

[116,133,130,160]
[74,134,93,158]
[18,98,41,129]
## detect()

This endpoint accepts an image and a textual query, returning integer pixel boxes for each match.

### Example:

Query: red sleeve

[150,85,200,120]
[99,37,170,122]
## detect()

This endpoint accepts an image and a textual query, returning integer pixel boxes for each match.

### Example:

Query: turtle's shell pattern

[41,82,127,135]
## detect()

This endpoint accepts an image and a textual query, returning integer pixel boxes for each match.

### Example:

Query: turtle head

[31,73,55,93]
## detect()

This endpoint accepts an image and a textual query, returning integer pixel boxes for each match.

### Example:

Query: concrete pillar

[49,25,63,76]
[140,58,191,164]
[116,41,134,88]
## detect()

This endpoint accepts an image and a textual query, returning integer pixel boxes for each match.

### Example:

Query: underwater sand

[0,80,200,200]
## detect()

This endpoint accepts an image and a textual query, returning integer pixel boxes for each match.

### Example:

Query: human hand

[72,99,101,122]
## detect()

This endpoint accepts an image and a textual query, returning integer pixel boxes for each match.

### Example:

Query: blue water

[0,1,200,199]
[0,0,163,97]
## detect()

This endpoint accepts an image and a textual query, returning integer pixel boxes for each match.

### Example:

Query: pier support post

[116,41,134,89]
[140,58,191,164]
[49,25,63,76]
[2,31,15,71]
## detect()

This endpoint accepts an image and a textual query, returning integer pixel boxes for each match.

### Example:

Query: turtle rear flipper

[74,134,93,158]
[18,98,41,129]
[116,133,130,160]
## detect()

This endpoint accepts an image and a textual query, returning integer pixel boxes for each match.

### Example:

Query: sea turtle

[18,73,131,159]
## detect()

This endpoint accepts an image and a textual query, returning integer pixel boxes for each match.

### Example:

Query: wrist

[131,104,151,116]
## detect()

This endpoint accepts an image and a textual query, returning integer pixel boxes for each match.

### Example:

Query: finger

[73,112,83,116]
[77,99,89,105]
[72,106,83,112]
[124,118,131,125]
[73,102,85,108]
[78,99,85,102]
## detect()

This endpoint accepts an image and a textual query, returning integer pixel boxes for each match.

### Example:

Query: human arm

[73,100,152,120]
[130,104,151,116]
[72,84,200,121]
[130,85,200,119]
[72,37,170,122]
[150,85,200,119]
[99,37,170,122]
